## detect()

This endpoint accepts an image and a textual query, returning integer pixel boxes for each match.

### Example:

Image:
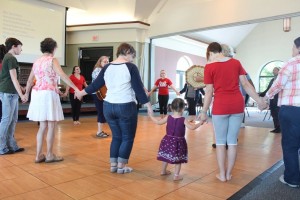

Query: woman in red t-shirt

[64,66,88,125]
[149,70,180,118]
[199,42,266,182]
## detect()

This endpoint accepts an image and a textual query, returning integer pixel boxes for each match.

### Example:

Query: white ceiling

[39,0,258,48]
[182,23,258,48]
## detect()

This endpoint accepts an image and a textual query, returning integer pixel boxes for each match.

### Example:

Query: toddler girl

[149,98,202,181]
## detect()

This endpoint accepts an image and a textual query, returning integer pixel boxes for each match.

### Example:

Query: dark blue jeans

[92,94,106,123]
[279,105,300,185]
[103,101,138,164]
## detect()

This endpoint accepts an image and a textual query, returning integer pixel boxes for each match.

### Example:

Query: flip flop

[35,154,46,163]
[45,155,64,163]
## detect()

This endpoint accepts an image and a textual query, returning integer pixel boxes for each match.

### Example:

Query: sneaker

[240,123,245,128]
[279,175,299,188]
[14,148,25,153]
[1,150,14,155]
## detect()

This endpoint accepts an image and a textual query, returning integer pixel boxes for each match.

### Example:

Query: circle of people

[0,36,299,186]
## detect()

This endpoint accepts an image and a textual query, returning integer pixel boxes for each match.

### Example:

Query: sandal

[96,131,109,138]
[110,166,118,173]
[117,166,133,174]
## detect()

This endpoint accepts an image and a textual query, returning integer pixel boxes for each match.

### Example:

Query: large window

[176,56,193,89]
[259,60,284,92]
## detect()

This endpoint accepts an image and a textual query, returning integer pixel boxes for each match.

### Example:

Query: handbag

[96,85,107,100]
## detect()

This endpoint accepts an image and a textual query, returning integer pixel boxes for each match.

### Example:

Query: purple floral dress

[157,115,188,164]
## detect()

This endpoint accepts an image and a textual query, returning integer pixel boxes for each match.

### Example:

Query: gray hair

[221,44,234,58]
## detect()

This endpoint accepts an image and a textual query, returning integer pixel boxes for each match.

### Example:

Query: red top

[204,58,246,114]
[69,74,86,94]
[155,78,172,95]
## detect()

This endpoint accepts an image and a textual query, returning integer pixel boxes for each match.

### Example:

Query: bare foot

[226,174,232,181]
[216,174,226,182]
[173,174,183,181]
[161,170,171,176]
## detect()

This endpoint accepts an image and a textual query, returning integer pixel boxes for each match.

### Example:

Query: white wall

[66,23,149,44]
[148,0,300,38]
[235,16,300,89]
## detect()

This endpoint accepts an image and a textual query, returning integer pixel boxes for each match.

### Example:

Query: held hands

[197,111,208,124]
[20,94,28,103]
[146,103,153,116]
[74,89,83,100]
[257,97,269,111]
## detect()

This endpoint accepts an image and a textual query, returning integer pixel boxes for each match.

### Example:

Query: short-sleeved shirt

[155,78,172,95]
[69,74,86,94]
[0,53,19,94]
[204,58,246,114]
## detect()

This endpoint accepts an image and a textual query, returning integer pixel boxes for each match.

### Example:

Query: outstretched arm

[184,119,202,130]
[169,84,180,95]
[240,75,267,110]
[148,85,158,96]
[52,58,79,93]
[149,114,168,125]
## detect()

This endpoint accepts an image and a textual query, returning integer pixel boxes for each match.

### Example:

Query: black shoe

[14,148,25,153]
[270,128,281,133]
[273,129,281,133]
[212,143,216,148]
[2,150,14,155]
[270,129,277,133]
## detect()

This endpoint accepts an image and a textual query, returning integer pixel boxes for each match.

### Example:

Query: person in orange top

[64,66,88,125]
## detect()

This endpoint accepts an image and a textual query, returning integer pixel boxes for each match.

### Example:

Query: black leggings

[158,94,169,115]
[69,93,82,121]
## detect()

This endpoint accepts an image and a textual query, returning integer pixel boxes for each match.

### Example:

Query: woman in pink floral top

[25,38,79,163]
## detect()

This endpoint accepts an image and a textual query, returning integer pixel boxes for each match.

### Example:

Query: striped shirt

[266,55,300,106]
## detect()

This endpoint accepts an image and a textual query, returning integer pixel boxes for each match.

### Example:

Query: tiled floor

[0,115,282,199]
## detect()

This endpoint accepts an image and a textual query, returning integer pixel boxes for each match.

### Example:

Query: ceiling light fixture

[283,18,291,32]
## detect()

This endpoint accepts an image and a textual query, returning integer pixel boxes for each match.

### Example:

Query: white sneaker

[279,175,299,188]
[240,123,245,128]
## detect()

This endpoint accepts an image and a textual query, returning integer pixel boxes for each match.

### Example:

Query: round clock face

[186,65,205,88]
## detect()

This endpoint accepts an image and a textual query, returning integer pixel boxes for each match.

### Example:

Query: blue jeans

[103,101,137,164]
[279,105,300,185]
[0,93,20,154]
[92,94,106,123]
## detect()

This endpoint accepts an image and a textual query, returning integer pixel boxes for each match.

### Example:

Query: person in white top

[91,56,110,138]
[76,43,153,174]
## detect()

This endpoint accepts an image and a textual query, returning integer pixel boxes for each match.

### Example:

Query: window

[176,56,193,89]
[259,60,284,92]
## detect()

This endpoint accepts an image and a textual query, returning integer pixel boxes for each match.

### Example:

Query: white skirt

[27,90,64,121]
